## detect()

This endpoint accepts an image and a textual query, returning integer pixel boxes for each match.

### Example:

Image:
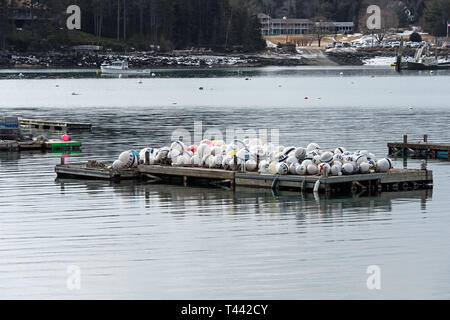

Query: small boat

[404,46,450,70]
[100,60,151,75]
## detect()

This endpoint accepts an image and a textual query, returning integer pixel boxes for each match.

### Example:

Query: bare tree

[312,20,329,47]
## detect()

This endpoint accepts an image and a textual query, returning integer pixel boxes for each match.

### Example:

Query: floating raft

[0,139,82,151]
[388,134,450,159]
[55,163,139,181]
[55,162,433,194]
[19,118,92,132]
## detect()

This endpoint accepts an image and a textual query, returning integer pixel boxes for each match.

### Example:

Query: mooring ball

[168,149,181,160]
[276,162,289,175]
[294,147,307,161]
[342,163,354,175]
[170,141,185,154]
[236,148,251,161]
[233,139,246,150]
[301,159,312,167]
[332,153,343,163]
[289,162,298,174]
[306,143,320,153]
[61,134,70,142]
[190,155,200,166]
[197,143,212,159]
[155,147,169,162]
[321,152,333,164]
[274,152,288,162]
[312,155,321,165]
[245,159,257,171]
[258,160,270,173]
[334,147,346,154]
[344,155,354,163]
[359,162,371,174]
[201,154,213,167]
[296,164,307,175]
[319,163,331,175]
[268,162,278,175]
[210,146,222,156]
[355,154,368,165]
[333,160,343,168]
[285,156,297,166]
[331,164,341,176]
[376,158,392,172]
[119,151,137,168]
[282,146,296,156]
[306,163,318,175]
[112,159,126,170]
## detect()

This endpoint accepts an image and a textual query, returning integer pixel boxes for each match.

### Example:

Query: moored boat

[100,60,151,74]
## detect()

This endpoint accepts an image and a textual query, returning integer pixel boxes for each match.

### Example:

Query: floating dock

[19,118,92,132]
[55,163,139,181]
[388,134,450,159]
[0,139,82,151]
[55,162,433,194]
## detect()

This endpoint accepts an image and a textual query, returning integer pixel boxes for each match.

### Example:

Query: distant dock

[388,135,450,159]
[55,163,433,194]
[0,139,82,152]
[19,118,92,132]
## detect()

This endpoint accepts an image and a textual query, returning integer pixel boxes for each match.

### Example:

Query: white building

[258,14,354,36]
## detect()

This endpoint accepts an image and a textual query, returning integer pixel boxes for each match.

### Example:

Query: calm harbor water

[1,66,450,299]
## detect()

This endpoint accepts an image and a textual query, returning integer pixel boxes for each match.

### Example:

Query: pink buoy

[62,134,70,142]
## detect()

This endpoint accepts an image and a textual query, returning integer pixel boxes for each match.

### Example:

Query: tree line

[1,0,266,52]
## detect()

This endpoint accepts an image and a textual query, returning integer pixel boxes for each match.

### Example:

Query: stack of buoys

[114,140,393,176]
[112,149,140,170]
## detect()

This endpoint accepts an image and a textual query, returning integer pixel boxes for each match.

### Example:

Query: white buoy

[245,159,257,171]
[319,163,331,176]
[119,151,137,168]
[342,163,354,175]
[321,152,333,163]
[296,164,307,175]
[330,164,341,176]
[112,159,126,170]
[307,163,318,175]
[359,162,370,173]
[376,158,392,172]
[306,143,320,153]
[294,147,306,161]
[276,162,289,175]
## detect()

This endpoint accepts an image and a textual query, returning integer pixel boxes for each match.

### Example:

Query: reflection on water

[1,67,450,299]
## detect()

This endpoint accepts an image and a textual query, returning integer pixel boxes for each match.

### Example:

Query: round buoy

[61,134,70,142]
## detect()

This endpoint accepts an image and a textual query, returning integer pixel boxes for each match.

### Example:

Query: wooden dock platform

[138,165,433,193]
[55,163,140,181]
[0,139,82,151]
[388,134,450,159]
[55,161,433,194]
[19,118,92,132]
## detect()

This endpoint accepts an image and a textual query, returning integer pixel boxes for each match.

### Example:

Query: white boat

[100,60,151,74]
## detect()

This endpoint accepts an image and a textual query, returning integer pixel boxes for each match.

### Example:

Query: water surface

[0,66,449,299]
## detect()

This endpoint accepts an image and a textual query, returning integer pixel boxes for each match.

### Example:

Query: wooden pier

[55,163,140,181]
[0,139,82,151]
[388,134,450,159]
[55,162,433,194]
[19,118,92,132]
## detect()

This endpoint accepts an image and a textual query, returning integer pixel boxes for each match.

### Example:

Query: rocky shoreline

[1,48,448,68]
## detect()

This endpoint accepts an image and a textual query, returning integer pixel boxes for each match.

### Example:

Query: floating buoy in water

[71,91,79,95]
[61,134,70,142]
[151,73,156,77]
[304,96,308,99]
[339,72,343,77]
